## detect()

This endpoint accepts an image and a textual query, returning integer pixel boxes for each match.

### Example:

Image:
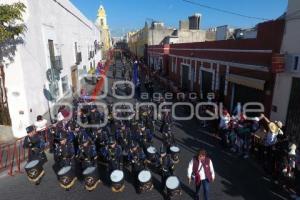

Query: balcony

[76,52,82,64]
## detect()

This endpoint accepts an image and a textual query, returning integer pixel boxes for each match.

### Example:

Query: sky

[70,0,288,37]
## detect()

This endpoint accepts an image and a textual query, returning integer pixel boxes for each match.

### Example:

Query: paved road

[0,59,290,200]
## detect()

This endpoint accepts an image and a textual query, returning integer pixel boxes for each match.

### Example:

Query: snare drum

[147,146,157,161]
[110,170,125,192]
[170,146,180,163]
[83,166,101,191]
[166,176,182,197]
[138,170,153,192]
[57,166,77,190]
[24,160,45,183]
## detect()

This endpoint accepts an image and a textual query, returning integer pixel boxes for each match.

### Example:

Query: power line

[182,0,270,21]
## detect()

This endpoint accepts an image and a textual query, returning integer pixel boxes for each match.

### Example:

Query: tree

[0,2,26,125]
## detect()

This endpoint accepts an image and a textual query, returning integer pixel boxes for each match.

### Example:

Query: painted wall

[271,0,300,123]
[2,0,102,137]
[148,20,285,115]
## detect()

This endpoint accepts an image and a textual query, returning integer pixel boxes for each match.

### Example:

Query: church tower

[96,5,111,57]
[97,5,108,30]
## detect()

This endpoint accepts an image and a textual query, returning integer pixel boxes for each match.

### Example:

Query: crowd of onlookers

[197,101,300,199]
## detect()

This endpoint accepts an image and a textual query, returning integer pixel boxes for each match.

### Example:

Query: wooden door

[71,66,78,94]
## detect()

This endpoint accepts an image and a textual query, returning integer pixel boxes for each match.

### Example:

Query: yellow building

[127,23,149,58]
[96,5,112,58]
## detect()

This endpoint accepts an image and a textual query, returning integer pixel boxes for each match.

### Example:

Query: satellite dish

[43,88,54,101]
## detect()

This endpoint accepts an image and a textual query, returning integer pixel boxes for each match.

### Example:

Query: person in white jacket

[34,115,48,132]
[34,115,48,142]
[187,149,215,200]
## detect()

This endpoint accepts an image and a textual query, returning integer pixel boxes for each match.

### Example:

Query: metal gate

[285,77,300,142]
[181,65,190,91]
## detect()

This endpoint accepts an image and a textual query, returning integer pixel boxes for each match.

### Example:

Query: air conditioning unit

[285,54,300,72]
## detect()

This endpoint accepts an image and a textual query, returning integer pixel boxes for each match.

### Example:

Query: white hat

[289,144,297,156]
[275,121,283,129]
[57,112,64,121]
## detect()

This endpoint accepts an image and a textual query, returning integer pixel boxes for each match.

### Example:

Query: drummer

[95,128,109,153]
[159,145,174,188]
[136,123,147,148]
[162,124,175,152]
[77,136,97,169]
[23,125,47,163]
[115,122,131,150]
[128,142,146,189]
[54,132,75,169]
[102,137,123,173]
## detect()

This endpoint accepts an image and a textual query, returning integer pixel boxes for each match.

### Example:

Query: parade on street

[0,1,300,200]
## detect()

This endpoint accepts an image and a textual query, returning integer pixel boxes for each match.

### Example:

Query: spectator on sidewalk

[187,149,215,200]
[34,115,48,132]
[34,115,48,142]
[219,109,231,147]
[291,145,300,200]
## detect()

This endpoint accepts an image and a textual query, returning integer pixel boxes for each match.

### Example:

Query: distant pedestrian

[187,149,215,200]
[291,146,300,199]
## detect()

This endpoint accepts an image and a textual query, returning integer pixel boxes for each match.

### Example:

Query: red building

[147,20,285,115]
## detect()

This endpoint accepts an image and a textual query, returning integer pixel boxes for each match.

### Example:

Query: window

[294,56,299,71]
[48,40,55,68]
[61,76,69,94]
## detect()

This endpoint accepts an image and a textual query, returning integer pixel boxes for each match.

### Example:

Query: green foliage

[0,2,26,44]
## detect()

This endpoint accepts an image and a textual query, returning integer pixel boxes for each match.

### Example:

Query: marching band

[22,92,182,196]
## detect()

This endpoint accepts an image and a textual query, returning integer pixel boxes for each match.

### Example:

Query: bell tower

[97,5,108,29]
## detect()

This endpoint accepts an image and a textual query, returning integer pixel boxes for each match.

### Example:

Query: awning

[226,74,265,91]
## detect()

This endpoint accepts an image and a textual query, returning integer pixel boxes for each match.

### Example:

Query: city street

[0,59,290,200]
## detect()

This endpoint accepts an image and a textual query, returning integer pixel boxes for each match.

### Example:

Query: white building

[1,0,102,138]
[271,0,300,140]
[216,25,235,40]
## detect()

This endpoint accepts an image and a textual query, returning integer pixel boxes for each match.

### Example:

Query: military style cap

[26,125,35,133]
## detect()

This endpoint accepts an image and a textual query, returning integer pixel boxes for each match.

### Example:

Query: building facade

[127,14,216,59]
[1,0,102,138]
[148,20,285,116]
[271,0,300,141]
[96,5,112,58]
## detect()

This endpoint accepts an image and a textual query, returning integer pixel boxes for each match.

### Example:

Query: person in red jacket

[187,149,215,200]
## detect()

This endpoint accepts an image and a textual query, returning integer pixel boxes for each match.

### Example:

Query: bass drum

[24,160,45,185]
[138,170,153,193]
[110,170,125,192]
[165,176,182,198]
[147,146,157,161]
[83,166,101,191]
[57,166,77,191]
